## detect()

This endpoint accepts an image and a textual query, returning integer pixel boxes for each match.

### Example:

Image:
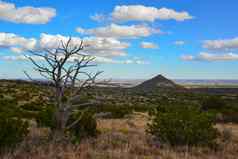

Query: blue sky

[0,0,238,79]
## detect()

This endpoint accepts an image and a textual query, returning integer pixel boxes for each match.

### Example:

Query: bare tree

[25,38,103,136]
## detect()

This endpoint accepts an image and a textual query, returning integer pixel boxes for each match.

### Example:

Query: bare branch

[25,37,105,133]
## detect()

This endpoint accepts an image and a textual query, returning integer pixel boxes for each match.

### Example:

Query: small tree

[147,104,218,147]
[0,115,29,152]
[25,38,103,137]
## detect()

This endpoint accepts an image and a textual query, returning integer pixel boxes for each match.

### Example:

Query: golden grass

[2,113,238,159]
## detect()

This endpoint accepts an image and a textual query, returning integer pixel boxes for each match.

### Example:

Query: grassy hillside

[1,80,238,159]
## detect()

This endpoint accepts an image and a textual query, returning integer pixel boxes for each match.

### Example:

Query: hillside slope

[133,74,183,92]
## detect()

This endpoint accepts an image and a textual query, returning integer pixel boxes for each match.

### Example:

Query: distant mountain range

[175,79,238,85]
[2,77,238,88]
[107,78,238,88]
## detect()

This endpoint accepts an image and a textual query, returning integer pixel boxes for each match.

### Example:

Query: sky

[0,0,238,79]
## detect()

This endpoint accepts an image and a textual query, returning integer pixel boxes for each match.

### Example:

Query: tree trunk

[52,109,69,141]
[52,85,71,140]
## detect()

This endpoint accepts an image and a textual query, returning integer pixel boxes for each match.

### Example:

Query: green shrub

[99,105,133,118]
[36,105,56,129]
[0,116,29,152]
[201,96,238,123]
[131,104,155,113]
[68,109,97,142]
[36,104,97,141]
[0,99,19,117]
[20,102,43,111]
[147,104,218,147]
[222,112,238,123]
[201,96,226,111]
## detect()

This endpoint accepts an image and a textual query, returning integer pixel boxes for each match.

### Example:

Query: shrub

[68,109,97,142]
[222,112,238,123]
[20,102,43,111]
[36,104,97,141]
[147,104,218,147]
[201,96,226,111]
[36,105,56,129]
[132,104,155,113]
[201,96,238,123]
[99,105,133,118]
[0,116,29,152]
[0,99,19,117]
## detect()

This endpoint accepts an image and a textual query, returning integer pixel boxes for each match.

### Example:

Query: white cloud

[0,32,150,65]
[1,54,148,65]
[39,33,129,57]
[39,33,76,49]
[199,52,238,61]
[76,27,85,34]
[0,32,151,65]
[93,56,148,64]
[181,52,238,61]
[76,23,161,39]
[10,47,24,53]
[0,32,37,53]
[183,38,238,62]
[203,37,238,50]
[0,1,56,24]
[1,55,26,61]
[90,13,107,22]
[174,40,185,46]
[181,55,194,61]
[140,42,158,49]
[112,5,193,22]
[0,32,129,57]
[1,55,43,61]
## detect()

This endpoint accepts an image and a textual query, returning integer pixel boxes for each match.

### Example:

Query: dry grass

[2,113,238,159]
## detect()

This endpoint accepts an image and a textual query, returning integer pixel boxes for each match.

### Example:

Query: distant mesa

[133,74,182,91]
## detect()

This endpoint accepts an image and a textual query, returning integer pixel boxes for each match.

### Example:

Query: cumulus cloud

[10,47,24,53]
[38,33,78,49]
[182,38,238,62]
[0,32,129,57]
[203,37,238,51]
[90,13,108,22]
[39,33,129,57]
[1,55,43,61]
[174,40,185,46]
[0,32,37,53]
[180,55,195,61]
[140,42,158,49]
[111,5,193,22]
[0,1,56,24]
[76,23,161,39]
[181,52,238,61]
[0,33,149,65]
[93,56,149,64]
[1,54,148,65]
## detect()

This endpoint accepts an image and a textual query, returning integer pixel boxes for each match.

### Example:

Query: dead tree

[25,38,103,135]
